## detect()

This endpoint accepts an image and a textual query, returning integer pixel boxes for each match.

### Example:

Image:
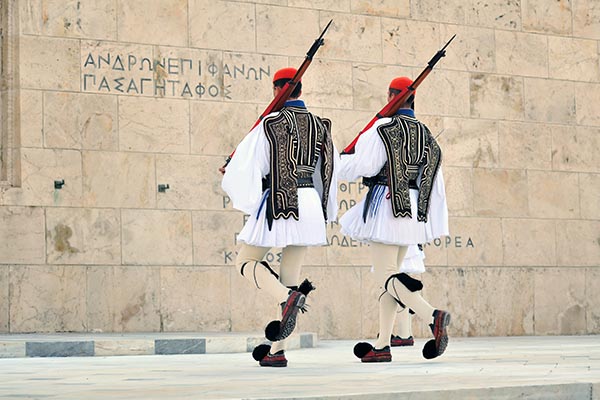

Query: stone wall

[0,0,598,338]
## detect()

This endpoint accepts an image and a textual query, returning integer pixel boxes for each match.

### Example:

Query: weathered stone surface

[155,339,205,354]
[350,0,409,17]
[156,155,224,210]
[119,97,189,154]
[410,0,467,24]
[160,267,231,331]
[82,151,155,208]
[298,266,362,339]
[288,58,353,109]
[0,267,8,332]
[525,78,576,124]
[19,0,44,35]
[573,0,600,40]
[446,217,503,267]
[417,70,471,118]
[0,207,45,264]
[580,174,600,220]
[191,102,258,156]
[471,74,524,120]
[422,267,534,337]
[9,265,87,333]
[527,171,580,219]
[193,211,244,266]
[522,0,573,34]
[439,118,498,168]
[325,232,370,267]
[552,126,600,173]
[320,108,373,151]
[20,90,43,148]
[222,52,288,103]
[468,0,521,30]
[473,169,528,217]
[382,18,439,67]
[122,210,193,266]
[26,341,94,357]
[21,0,117,40]
[502,219,556,267]
[44,92,117,150]
[587,268,600,333]
[230,268,279,332]
[495,30,548,77]
[556,220,600,267]
[18,149,83,207]
[359,266,381,339]
[94,339,154,356]
[534,268,586,335]
[256,5,319,56]
[576,82,600,126]
[289,0,350,11]
[443,167,473,217]
[549,37,599,82]
[190,0,255,52]
[439,25,495,72]
[118,0,188,46]
[422,242,448,267]
[352,63,414,111]
[46,208,120,265]
[20,36,80,91]
[87,266,161,332]
[319,13,382,63]
[498,121,553,170]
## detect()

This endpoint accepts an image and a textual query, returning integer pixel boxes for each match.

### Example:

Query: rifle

[221,20,333,171]
[341,34,456,155]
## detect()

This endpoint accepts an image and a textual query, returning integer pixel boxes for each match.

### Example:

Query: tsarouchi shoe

[422,310,451,359]
[391,335,414,347]
[265,290,306,342]
[259,350,288,367]
[353,342,392,363]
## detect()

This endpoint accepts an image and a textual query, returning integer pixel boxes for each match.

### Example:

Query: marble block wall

[0,0,598,338]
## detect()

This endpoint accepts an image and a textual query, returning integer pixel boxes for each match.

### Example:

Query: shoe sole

[433,311,451,356]
[277,292,306,341]
[259,360,288,367]
[391,341,414,347]
[361,354,392,363]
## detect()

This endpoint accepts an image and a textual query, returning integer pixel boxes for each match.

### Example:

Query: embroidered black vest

[369,114,442,222]
[263,106,334,229]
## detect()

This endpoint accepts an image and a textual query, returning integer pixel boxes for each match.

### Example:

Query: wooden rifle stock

[223,20,333,168]
[341,34,456,155]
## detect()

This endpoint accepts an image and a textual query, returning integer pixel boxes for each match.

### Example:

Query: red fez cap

[273,67,299,83]
[389,77,414,94]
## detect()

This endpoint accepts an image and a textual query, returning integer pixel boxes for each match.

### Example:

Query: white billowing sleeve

[427,167,450,237]
[221,123,270,215]
[338,120,388,182]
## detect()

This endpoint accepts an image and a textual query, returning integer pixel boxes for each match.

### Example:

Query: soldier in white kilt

[222,67,338,367]
[339,77,451,362]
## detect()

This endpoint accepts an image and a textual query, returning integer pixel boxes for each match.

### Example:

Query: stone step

[0,332,317,358]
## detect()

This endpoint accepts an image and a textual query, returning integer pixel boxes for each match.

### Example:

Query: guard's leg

[236,244,289,303]
[270,246,308,355]
[391,307,414,347]
[385,272,451,359]
[371,242,408,350]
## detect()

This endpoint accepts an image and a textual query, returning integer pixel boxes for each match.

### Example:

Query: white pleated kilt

[340,187,447,246]
[238,188,328,248]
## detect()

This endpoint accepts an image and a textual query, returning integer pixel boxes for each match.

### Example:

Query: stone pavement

[0,332,317,358]
[0,336,599,399]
